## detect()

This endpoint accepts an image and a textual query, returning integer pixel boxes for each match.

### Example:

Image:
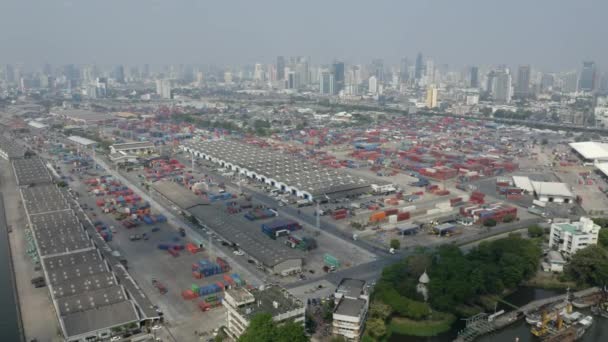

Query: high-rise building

[425,85,438,108]
[492,70,512,103]
[579,61,597,92]
[276,56,286,81]
[253,64,264,82]
[425,59,435,85]
[540,73,554,93]
[114,65,125,83]
[371,59,384,83]
[96,77,108,98]
[469,66,479,88]
[515,65,531,97]
[400,58,410,82]
[560,71,578,93]
[332,61,345,94]
[414,53,424,80]
[368,76,378,95]
[155,79,172,99]
[320,71,334,95]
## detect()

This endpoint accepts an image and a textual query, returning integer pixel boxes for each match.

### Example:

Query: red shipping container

[192,271,202,279]
[397,212,410,221]
[385,208,399,216]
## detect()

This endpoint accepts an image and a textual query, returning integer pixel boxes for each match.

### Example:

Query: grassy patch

[523,272,578,290]
[388,312,456,337]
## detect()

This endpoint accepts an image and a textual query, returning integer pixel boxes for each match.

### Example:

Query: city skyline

[1,0,607,69]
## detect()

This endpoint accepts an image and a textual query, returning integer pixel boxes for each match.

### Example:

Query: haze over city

[1,2,608,342]
[1,0,607,69]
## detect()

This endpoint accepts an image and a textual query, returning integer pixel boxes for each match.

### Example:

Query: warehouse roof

[61,300,139,338]
[182,139,374,198]
[569,141,608,161]
[111,141,155,150]
[334,297,367,317]
[21,184,69,214]
[68,135,97,146]
[29,211,92,256]
[0,135,26,159]
[595,162,608,178]
[512,176,535,192]
[12,158,52,185]
[188,204,303,268]
[151,181,209,210]
[531,181,574,198]
[53,109,113,123]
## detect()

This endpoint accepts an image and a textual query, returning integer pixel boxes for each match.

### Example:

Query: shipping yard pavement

[115,158,378,283]
[0,160,64,342]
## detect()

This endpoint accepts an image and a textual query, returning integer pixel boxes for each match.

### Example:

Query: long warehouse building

[13,161,160,341]
[181,139,378,201]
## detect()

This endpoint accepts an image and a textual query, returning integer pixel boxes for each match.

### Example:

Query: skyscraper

[469,66,479,88]
[414,53,424,80]
[276,56,286,81]
[400,58,410,82]
[332,61,345,94]
[540,73,554,93]
[114,65,125,83]
[426,85,438,108]
[492,70,512,103]
[368,76,378,95]
[156,79,172,99]
[515,65,531,97]
[579,61,597,92]
[371,59,384,83]
[320,71,334,95]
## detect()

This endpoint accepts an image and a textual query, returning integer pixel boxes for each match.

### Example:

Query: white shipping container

[427,208,441,215]
[436,202,451,209]
[399,205,416,213]
[388,215,398,223]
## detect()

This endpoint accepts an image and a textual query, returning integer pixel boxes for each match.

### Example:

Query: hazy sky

[1,0,606,70]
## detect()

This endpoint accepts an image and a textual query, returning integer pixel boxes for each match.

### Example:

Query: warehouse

[568,141,608,163]
[12,158,53,186]
[110,141,156,155]
[18,183,157,341]
[151,180,210,211]
[52,109,114,125]
[0,135,26,160]
[67,135,97,147]
[531,181,575,204]
[188,204,303,275]
[181,139,375,201]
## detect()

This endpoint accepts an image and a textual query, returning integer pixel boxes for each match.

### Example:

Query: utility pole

[316,200,320,230]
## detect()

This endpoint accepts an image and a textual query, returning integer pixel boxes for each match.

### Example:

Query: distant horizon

[1,0,606,70]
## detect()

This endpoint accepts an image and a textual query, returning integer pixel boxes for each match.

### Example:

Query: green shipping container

[323,253,340,267]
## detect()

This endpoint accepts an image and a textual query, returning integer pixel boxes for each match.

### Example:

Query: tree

[365,318,387,338]
[390,239,401,250]
[369,301,392,321]
[528,225,544,238]
[239,314,275,342]
[239,314,308,342]
[483,219,497,227]
[565,246,608,286]
[502,214,515,223]
[599,228,608,249]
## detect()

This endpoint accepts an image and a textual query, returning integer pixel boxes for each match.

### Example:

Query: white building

[332,279,369,341]
[222,286,305,340]
[110,141,156,155]
[155,79,172,99]
[549,217,600,258]
[368,76,378,95]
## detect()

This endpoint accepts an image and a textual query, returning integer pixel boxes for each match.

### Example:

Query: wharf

[454,287,601,342]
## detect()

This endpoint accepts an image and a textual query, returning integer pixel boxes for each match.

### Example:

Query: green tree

[502,214,515,223]
[599,228,608,248]
[239,314,276,342]
[369,301,392,320]
[390,239,401,250]
[483,219,497,227]
[565,246,608,286]
[275,322,308,342]
[366,318,387,338]
[528,225,544,238]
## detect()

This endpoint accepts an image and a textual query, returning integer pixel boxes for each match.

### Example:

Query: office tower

[560,71,578,93]
[371,59,384,83]
[276,56,286,81]
[469,66,479,88]
[515,65,531,97]
[156,79,172,99]
[82,65,94,85]
[414,53,424,80]
[43,63,52,76]
[96,77,108,98]
[540,73,554,93]
[114,65,125,83]
[425,59,435,84]
[287,71,300,89]
[426,85,438,108]
[87,84,98,98]
[224,71,233,84]
[492,70,512,103]
[142,64,150,78]
[253,64,264,81]
[368,76,378,94]
[4,65,15,83]
[64,64,80,87]
[320,71,334,95]
[400,58,410,82]
[579,61,597,92]
[332,61,345,94]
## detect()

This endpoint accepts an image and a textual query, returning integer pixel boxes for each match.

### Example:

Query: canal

[390,287,608,341]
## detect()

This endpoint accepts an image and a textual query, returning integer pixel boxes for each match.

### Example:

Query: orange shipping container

[369,211,387,222]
